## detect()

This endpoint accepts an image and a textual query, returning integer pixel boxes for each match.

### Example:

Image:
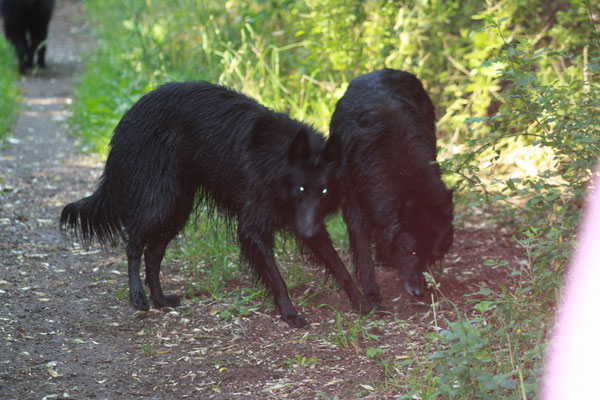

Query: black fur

[61,81,377,328]
[1,0,55,73]
[329,68,454,301]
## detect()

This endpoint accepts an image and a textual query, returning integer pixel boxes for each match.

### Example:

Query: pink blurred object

[542,173,600,399]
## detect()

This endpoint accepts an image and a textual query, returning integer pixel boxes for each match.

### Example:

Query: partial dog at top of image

[329,68,454,302]
[61,81,379,328]
[0,0,55,73]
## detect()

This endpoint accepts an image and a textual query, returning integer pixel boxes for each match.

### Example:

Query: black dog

[329,68,454,301]
[61,81,377,328]
[1,0,55,73]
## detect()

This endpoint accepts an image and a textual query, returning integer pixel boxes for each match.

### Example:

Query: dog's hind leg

[144,235,181,308]
[126,238,149,311]
[301,227,381,313]
[342,196,382,302]
[239,228,308,328]
[28,22,49,68]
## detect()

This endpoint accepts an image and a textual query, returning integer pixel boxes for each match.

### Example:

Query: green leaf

[366,347,384,359]
[473,301,496,314]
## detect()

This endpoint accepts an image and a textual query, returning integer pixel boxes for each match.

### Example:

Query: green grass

[324,305,382,352]
[283,354,320,373]
[0,37,20,144]
[170,211,349,320]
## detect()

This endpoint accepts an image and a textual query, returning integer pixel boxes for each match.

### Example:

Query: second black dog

[61,81,377,328]
[329,68,454,301]
[1,0,55,73]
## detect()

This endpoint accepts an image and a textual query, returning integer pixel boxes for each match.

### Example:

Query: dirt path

[0,2,524,399]
[0,2,137,398]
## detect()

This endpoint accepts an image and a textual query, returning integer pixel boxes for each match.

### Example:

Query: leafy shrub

[0,36,20,143]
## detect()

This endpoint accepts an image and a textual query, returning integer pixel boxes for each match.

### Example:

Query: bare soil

[0,1,524,399]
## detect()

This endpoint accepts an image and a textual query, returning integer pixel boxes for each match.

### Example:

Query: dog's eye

[322,188,328,195]
[299,186,305,192]
[410,251,417,256]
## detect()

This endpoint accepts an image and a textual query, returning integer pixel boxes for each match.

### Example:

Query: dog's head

[248,115,343,238]
[398,184,454,295]
[286,128,342,239]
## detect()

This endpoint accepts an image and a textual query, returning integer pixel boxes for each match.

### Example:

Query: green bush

[0,37,20,143]
[449,9,599,272]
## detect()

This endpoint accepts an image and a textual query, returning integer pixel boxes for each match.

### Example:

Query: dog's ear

[288,128,309,164]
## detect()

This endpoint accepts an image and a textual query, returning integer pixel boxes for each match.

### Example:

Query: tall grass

[72,0,337,155]
[0,37,20,144]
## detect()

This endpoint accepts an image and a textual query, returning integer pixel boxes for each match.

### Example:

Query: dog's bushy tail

[60,182,124,248]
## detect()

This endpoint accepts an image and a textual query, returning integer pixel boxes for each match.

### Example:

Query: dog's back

[338,68,435,127]
[332,68,436,157]
[331,69,440,204]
